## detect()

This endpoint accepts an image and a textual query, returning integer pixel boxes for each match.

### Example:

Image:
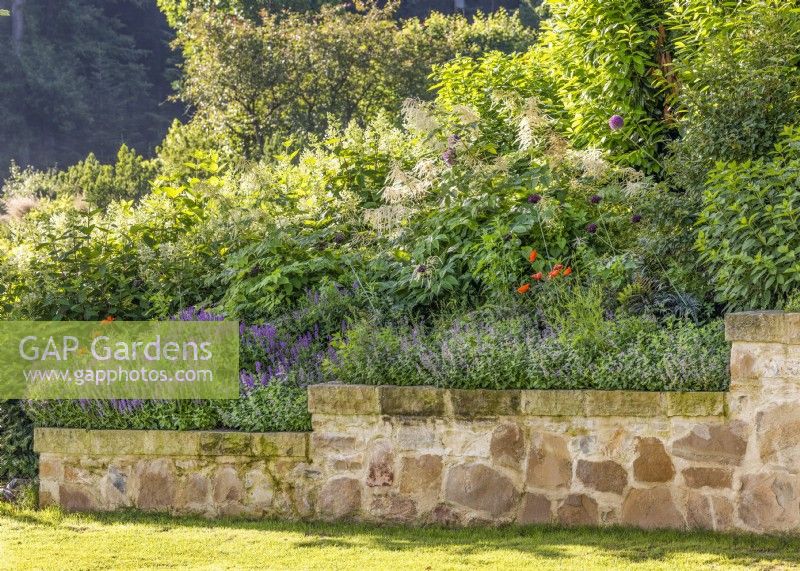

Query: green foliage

[666,1,800,193]
[696,127,800,311]
[157,0,336,28]
[176,4,535,157]
[330,304,728,391]
[55,146,157,208]
[532,0,673,171]
[24,385,311,433]
[0,401,36,481]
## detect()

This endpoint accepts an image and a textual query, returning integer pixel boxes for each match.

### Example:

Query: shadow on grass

[4,505,800,567]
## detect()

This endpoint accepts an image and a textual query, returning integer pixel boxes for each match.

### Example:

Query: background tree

[177,3,535,158]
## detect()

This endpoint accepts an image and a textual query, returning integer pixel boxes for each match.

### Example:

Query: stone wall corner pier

[34,311,800,534]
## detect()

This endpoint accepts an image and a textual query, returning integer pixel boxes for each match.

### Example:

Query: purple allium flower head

[631,214,642,224]
[589,194,602,205]
[527,193,542,204]
[586,223,598,234]
[416,264,427,274]
[442,148,456,167]
[609,114,624,131]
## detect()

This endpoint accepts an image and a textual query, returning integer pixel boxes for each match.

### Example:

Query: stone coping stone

[308,384,726,418]
[725,311,800,344]
[34,428,308,458]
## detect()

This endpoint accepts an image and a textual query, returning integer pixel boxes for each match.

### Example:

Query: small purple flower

[609,114,624,131]
[442,148,456,167]
[416,264,427,274]
[586,223,598,234]
[447,134,461,147]
[631,214,642,224]
[589,194,602,205]
[527,193,542,204]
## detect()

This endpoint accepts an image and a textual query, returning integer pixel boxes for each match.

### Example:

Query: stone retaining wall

[34,312,800,533]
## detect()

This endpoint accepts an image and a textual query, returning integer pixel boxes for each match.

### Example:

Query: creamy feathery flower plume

[517,99,550,151]
[402,99,438,134]
[567,148,609,179]
[363,205,412,234]
[4,196,38,219]
[452,104,481,125]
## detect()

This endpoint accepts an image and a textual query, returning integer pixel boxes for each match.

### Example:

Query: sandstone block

[444,463,518,517]
[399,454,443,495]
[633,437,674,483]
[584,391,664,417]
[379,386,445,416]
[430,503,461,526]
[136,459,175,511]
[490,424,525,470]
[308,384,380,415]
[738,472,800,532]
[576,460,627,494]
[672,422,748,466]
[59,484,95,512]
[366,440,395,487]
[179,473,210,510]
[518,493,551,524]
[725,311,785,343]
[526,433,572,490]
[682,467,732,489]
[621,487,683,530]
[369,494,417,523]
[520,391,585,416]
[449,389,521,417]
[757,403,800,471]
[318,477,361,519]
[39,454,63,480]
[666,392,725,417]
[213,465,244,504]
[557,494,598,526]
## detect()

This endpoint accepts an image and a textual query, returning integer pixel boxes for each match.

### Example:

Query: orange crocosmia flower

[101,315,115,325]
[562,267,573,277]
[531,272,543,281]
[529,250,538,263]
[517,283,531,294]
[552,263,564,272]
[548,270,560,279]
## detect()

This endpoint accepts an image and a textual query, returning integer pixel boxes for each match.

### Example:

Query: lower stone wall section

[36,429,312,519]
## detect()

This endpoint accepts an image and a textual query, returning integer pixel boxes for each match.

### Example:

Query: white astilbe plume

[402,99,438,134]
[621,168,649,196]
[452,104,481,125]
[363,205,411,234]
[517,99,550,151]
[4,196,38,220]
[567,148,609,179]
[381,158,443,206]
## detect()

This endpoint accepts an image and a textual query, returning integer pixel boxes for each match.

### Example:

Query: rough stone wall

[35,312,800,533]
[36,430,312,519]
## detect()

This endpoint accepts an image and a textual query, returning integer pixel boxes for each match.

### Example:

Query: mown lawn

[2,505,800,571]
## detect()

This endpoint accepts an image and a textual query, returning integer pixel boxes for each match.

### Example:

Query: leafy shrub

[666,2,800,193]
[177,4,535,157]
[0,401,36,481]
[696,127,800,311]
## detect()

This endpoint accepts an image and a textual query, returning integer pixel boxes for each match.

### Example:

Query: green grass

[2,505,800,570]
